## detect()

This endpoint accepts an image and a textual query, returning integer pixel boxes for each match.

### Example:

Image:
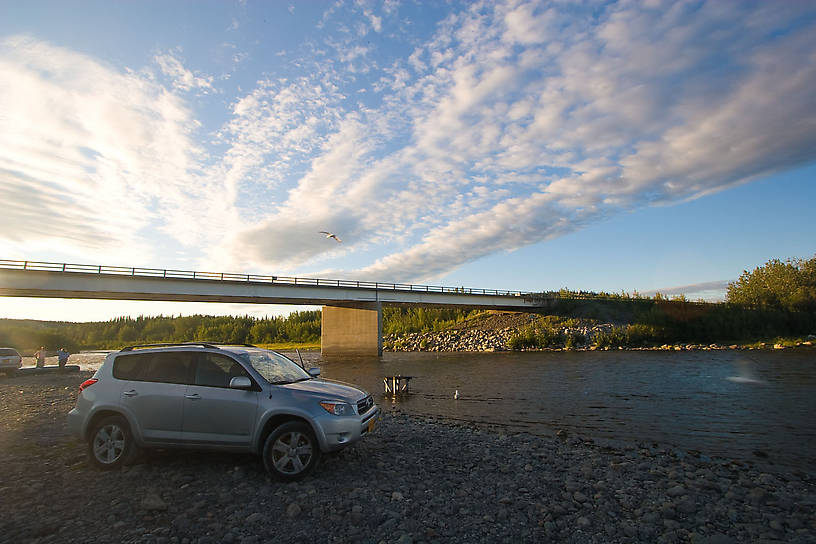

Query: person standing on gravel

[57,348,70,370]
[34,347,47,368]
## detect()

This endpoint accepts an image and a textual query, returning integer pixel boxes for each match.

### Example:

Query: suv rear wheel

[263,421,321,480]
[88,415,137,470]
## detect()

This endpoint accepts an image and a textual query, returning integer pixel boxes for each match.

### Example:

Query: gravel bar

[1,371,815,544]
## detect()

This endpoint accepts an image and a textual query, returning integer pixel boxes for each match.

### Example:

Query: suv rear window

[0,348,20,356]
[113,352,195,384]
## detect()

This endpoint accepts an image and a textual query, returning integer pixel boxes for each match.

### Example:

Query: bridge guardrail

[0,259,529,297]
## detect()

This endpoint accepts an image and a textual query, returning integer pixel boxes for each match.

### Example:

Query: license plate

[367,417,377,433]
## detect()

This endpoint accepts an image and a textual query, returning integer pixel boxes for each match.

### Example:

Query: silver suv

[67,343,379,480]
[0,347,22,376]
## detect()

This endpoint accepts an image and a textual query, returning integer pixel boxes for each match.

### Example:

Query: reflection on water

[76,349,816,469]
[725,356,766,384]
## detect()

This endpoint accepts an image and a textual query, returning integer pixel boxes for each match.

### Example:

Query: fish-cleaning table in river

[383,375,413,395]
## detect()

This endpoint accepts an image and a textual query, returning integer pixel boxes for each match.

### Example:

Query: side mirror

[229,376,253,390]
[307,367,321,377]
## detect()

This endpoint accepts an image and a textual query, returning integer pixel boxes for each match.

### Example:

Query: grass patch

[740,336,812,349]
[256,341,321,351]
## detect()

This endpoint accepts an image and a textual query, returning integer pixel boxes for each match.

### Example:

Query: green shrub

[595,327,626,348]
[625,324,661,347]
[565,330,585,349]
[538,326,565,348]
[508,326,539,350]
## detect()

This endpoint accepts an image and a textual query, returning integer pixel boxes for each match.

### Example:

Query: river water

[72,349,816,470]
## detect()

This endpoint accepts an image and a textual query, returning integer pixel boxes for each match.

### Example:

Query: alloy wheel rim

[271,431,313,474]
[93,424,125,464]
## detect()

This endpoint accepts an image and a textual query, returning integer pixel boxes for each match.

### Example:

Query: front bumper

[317,406,380,452]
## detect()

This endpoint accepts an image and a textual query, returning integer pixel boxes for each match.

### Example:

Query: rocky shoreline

[2,371,815,544]
[383,313,816,352]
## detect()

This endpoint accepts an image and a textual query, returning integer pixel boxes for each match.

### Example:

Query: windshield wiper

[269,377,311,385]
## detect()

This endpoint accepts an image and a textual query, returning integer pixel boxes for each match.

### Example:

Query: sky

[1,0,815,322]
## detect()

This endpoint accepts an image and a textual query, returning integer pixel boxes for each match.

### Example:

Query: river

[70,348,816,470]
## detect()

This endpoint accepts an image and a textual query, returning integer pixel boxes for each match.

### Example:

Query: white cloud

[641,280,730,302]
[224,0,816,283]
[214,76,345,209]
[364,9,382,33]
[0,36,213,263]
[2,0,815,291]
[155,50,214,93]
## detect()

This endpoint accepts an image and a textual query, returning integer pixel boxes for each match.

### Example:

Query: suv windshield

[236,349,311,385]
[0,348,20,356]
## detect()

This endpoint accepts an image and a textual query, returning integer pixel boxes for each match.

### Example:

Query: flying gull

[319,231,342,243]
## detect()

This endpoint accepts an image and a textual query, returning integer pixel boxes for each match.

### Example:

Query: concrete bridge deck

[0,260,542,356]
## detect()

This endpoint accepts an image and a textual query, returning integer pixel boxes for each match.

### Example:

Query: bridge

[0,260,542,356]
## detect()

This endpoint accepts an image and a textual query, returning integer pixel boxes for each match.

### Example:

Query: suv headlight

[319,401,354,416]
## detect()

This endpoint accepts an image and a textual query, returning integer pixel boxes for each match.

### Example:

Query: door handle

[123,390,138,397]
[185,393,201,400]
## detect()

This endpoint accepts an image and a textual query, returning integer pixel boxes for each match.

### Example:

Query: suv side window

[113,352,195,384]
[195,353,250,388]
[113,353,146,380]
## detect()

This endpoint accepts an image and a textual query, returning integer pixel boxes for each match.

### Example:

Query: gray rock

[666,485,686,498]
[573,491,588,503]
[663,518,680,530]
[674,498,696,515]
[697,535,736,544]
[747,488,767,503]
[286,503,302,517]
[172,515,191,532]
[643,511,660,524]
[141,493,167,511]
[245,512,263,524]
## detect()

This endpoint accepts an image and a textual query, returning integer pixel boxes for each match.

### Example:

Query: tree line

[0,311,322,354]
[0,307,481,354]
[0,307,477,354]
[509,255,816,349]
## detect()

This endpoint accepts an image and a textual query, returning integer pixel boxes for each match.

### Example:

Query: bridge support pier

[321,303,382,357]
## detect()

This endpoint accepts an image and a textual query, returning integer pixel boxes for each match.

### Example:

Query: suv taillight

[79,378,98,392]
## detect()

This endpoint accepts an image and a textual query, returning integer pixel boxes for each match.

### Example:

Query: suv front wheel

[263,421,321,480]
[88,415,137,470]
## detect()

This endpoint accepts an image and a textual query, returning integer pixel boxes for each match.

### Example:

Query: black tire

[262,421,321,481]
[87,415,137,470]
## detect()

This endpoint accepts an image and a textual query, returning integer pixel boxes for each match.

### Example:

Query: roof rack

[200,342,258,348]
[120,342,223,352]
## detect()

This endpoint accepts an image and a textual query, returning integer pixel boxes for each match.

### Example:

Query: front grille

[357,395,373,414]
